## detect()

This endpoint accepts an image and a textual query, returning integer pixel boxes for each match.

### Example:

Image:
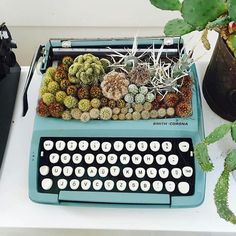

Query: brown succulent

[129,64,150,86]
[37,99,50,117]
[163,93,179,107]
[90,85,102,99]
[78,86,90,99]
[176,102,192,117]
[48,102,64,118]
[180,87,192,102]
[60,79,71,91]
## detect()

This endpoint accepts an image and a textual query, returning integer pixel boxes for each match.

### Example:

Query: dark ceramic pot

[203,36,236,121]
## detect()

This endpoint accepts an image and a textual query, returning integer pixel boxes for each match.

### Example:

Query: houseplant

[149,0,236,121]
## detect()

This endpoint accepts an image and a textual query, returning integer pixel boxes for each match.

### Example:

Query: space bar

[59,191,170,205]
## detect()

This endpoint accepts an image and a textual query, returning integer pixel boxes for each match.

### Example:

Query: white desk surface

[0,63,236,233]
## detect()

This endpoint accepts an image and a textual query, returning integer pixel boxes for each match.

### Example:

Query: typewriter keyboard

[38,137,195,196]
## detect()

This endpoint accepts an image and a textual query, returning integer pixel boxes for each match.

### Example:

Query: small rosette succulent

[129,64,151,86]
[101,71,129,101]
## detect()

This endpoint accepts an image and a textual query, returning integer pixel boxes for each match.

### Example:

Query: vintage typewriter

[26,37,205,207]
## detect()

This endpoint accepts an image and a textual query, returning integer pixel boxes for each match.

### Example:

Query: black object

[203,36,236,121]
[0,23,20,170]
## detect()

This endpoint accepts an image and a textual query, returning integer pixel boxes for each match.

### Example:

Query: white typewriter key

[165,181,175,192]
[96,154,106,164]
[144,154,154,165]
[150,141,160,152]
[81,179,91,190]
[178,182,190,194]
[63,166,73,177]
[171,168,182,179]
[72,153,82,164]
[39,165,49,176]
[179,141,190,152]
[61,153,71,164]
[49,153,60,164]
[125,141,136,152]
[162,141,172,152]
[110,166,120,177]
[159,168,169,179]
[137,141,148,152]
[129,180,139,191]
[183,166,193,177]
[90,140,100,151]
[132,154,142,165]
[93,179,103,190]
[147,167,157,178]
[52,166,62,176]
[41,178,53,190]
[67,140,77,151]
[75,167,85,177]
[101,142,112,152]
[78,140,89,151]
[140,181,151,192]
[135,167,145,178]
[104,180,114,191]
[70,179,80,190]
[98,167,109,177]
[153,181,163,192]
[107,154,118,164]
[116,180,127,191]
[168,154,179,165]
[57,179,68,190]
[123,167,133,178]
[84,153,95,164]
[55,140,66,151]
[120,154,130,165]
[43,140,54,151]
[156,154,166,165]
[113,141,124,152]
[87,166,97,177]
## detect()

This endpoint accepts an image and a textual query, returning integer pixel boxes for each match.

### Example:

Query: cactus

[228,0,236,21]
[150,0,181,11]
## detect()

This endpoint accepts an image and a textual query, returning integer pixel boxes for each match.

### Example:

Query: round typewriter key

[144,154,154,165]
[120,154,130,165]
[107,154,118,164]
[137,141,148,152]
[135,167,145,178]
[179,141,190,152]
[140,181,151,192]
[123,167,133,178]
[104,180,114,191]
[81,179,91,190]
[52,166,62,176]
[131,154,142,165]
[171,168,182,179]
[147,167,157,178]
[70,179,80,190]
[39,165,49,176]
[178,182,190,194]
[113,141,124,151]
[61,153,71,164]
[72,153,82,164]
[79,140,89,151]
[87,166,97,177]
[41,178,53,190]
[159,168,169,179]
[90,140,100,151]
[57,179,68,190]
[75,167,85,177]
[96,154,106,164]
[98,167,109,177]
[125,141,136,152]
[93,179,103,190]
[55,140,66,151]
[110,166,120,177]
[165,181,175,192]
[129,180,139,191]
[49,153,60,164]
[182,166,193,177]
[67,140,77,151]
[153,181,163,192]
[168,154,179,165]
[43,140,54,151]
[150,141,160,152]
[156,154,166,165]
[162,141,172,152]
[101,142,112,152]
[84,153,95,164]
[63,166,73,177]
[116,180,127,191]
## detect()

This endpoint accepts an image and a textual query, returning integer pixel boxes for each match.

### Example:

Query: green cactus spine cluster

[68,53,105,86]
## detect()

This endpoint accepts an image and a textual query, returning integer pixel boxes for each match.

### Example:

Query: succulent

[128,84,139,95]
[157,108,167,118]
[68,53,105,86]
[112,107,121,115]
[100,107,113,120]
[42,75,54,86]
[62,56,73,68]
[48,102,64,118]
[39,86,48,98]
[181,75,193,87]
[80,112,91,122]
[180,87,192,102]
[135,93,145,104]
[134,103,143,113]
[101,71,129,101]
[175,102,192,117]
[71,108,82,120]
[78,86,90,99]
[116,99,126,108]
[124,93,134,103]
[118,113,126,120]
[90,98,101,109]
[166,107,175,117]
[60,79,71,91]
[141,110,150,120]
[100,58,111,73]
[150,109,158,119]
[55,91,67,104]
[139,86,149,95]
[37,100,50,117]
[54,69,67,83]
[163,92,180,107]
[46,67,57,78]
[42,93,56,106]
[125,113,132,120]
[90,85,102,99]
[100,97,109,107]
[78,99,91,112]
[108,100,116,109]
[145,92,155,103]
[66,85,78,96]
[143,102,152,111]
[89,108,100,119]
[112,114,119,120]
[62,110,72,120]
[121,107,128,115]
[47,81,60,94]
[64,96,78,109]
[132,111,141,120]
[129,64,151,86]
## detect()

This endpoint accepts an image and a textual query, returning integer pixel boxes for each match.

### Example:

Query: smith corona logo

[153,122,188,126]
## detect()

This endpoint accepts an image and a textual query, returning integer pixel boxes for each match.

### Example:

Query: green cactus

[68,54,105,86]
[231,122,236,142]
[150,0,181,11]
[227,35,236,57]
[228,0,236,21]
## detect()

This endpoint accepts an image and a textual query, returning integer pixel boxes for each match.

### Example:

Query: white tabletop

[0,64,236,233]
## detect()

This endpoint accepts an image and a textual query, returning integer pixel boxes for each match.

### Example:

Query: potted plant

[149,0,236,121]
[149,0,236,224]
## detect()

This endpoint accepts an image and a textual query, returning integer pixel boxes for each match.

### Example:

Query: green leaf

[225,149,236,172]
[214,170,236,224]
[194,143,214,171]
[204,123,232,145]
[164,19,195,36]
[149,0,182,11]
[231,121,236,142]
[228,0,236,21]
[182,0,227,30]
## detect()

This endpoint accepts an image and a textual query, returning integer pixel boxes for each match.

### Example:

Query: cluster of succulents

[37,51,193,122]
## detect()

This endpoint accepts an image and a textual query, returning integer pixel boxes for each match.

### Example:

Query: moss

[116,99,126,109]
[145,92,155,102]
[121,107,128,114]
[157,108,167,118]
[108,100,116,109]
[112,114,119,120]
[118,113,126,120]
[124,93,134,103]
[166,107,175,117]
[62,56,73,67]
[176,102,192,117]
[100,97,109,107]
[139,86,148,95]
[128,84,139,95]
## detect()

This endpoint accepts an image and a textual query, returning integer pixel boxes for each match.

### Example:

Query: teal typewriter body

[28,37,205,207]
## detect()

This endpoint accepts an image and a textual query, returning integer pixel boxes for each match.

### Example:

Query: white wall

[1,0,182,65]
